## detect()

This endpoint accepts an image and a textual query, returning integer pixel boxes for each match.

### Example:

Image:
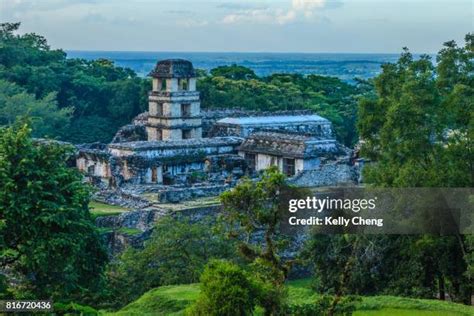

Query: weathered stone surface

[97,202,312,276]
[96,208,168,231]
[108,136,242,152]
[111,124,147,143]
[94,189,152,209]
[239,131,339,159]
[288,163,359,187]
[210,114,333,138]
[96,207,169,254]
[149,59,196,78]
[157,184,231,203]
[201,109,314,137]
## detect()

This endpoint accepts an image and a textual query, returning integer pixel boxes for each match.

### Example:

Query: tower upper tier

[149,59,196,79]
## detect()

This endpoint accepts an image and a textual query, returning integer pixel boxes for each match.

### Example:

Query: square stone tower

[146,59,202,141]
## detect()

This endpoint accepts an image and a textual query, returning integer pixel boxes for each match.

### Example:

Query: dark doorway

[245,153,256,171]
[151,167,158,183]
[283,158,296,176]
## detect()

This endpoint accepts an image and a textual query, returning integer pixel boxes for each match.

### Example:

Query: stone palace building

[76,59,356,201]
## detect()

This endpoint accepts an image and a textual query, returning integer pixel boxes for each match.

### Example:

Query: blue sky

[1,0,472,53]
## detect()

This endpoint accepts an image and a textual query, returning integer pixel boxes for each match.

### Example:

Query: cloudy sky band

[1,0,471,53]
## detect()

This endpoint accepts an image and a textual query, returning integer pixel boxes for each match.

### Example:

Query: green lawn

[89,201,129,219]
[104,284,200,316]
[355,310,468,316]
[103,278,474,316]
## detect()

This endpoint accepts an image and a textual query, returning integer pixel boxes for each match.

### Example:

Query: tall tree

[220,167,307,314]
[0,124,108,302]
[356,34,473,304]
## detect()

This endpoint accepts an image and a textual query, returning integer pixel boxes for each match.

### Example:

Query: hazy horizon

[66,50,430,54]
[65,50,413,81]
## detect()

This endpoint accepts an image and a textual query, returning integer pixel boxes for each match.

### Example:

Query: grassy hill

[103,279,474,316]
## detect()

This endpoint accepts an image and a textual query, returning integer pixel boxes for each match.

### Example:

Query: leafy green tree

[355,34,473,304]
[0,124,107,302]
[210,64,258,80]
[221,168,292,282]
[106,216,235,308]
[220,167,308,314]
[0,80,72,138]
[186,260,259,316]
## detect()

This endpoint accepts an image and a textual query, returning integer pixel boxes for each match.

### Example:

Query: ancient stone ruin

[76,59,358,204]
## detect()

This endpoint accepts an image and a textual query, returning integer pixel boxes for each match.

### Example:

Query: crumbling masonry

[76,59,357,202]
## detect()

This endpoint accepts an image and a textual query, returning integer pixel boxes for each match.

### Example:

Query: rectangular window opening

[179,79,189,91]
[283,158,295,176]
[156,103,163,116]
[181,103,191,117]
[245,153,256,171]
[151,167,158,183]
[182,129,192,139]
[87,165,95,175]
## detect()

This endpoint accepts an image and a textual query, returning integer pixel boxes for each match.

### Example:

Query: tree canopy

[0,123,107,302]
[358,35,473,187]
[0,80,72,138]
[313,33,474,304]
[0,22,149,143]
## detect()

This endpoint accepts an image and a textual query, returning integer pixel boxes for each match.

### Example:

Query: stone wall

[111,109,322,141]
[288,163,359,187]
[95,205,222,255]
[96,208,168,254]
[94,189,152,209]
[201,109,315,137]
[76,144,111,180]
[111,124,147,143]
[96,203,312,278]
[157,184,231,203]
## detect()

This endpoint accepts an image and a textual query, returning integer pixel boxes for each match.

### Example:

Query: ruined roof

[108,137,243,152]
[149,59,196,78]
[238,131,337,158]
[217,115,329,126]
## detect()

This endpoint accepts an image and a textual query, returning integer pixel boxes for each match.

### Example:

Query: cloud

[2,0,101,13]
[222,8,296,25]
[176,19,209,28]
[165,9,195,16]
[292,0,326,10]
[81,12,107,23]
[220,0,339,25]
[79,10,138,26]
[217,2,268,10]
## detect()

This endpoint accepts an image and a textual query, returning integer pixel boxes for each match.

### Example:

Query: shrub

[53,302,98,315]
[186,260,258,316]
[105,216,235,308]
[284,295,360,316]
